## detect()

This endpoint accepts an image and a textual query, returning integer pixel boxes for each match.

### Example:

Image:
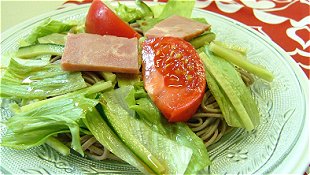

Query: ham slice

[145,15,210,41]
[61,33,139,74]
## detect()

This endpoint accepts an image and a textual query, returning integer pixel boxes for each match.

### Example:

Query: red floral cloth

[62,0,310,78]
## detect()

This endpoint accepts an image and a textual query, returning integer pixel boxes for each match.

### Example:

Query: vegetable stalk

[209,41,274,82]
[45,137,70,156]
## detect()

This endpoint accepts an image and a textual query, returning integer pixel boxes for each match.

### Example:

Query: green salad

[0,0,273,174]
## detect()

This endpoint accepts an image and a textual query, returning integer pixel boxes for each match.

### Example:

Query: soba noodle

[187,69,253,147]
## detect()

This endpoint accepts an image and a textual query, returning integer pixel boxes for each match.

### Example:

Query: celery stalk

[209,42,274,82]
[45,137,70,156]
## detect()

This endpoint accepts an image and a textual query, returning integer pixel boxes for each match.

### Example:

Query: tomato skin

[85,0,140,38]
[142,37,206,122]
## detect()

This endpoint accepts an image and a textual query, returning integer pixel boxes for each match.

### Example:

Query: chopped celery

[209,41,274,82]
[16,44,64,58]
[190,32,216,49]
[45,137,70,156]
[38,33,67,45]
[116,73,141,87]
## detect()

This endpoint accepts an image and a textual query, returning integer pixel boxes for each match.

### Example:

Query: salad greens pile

[0,0,273,174]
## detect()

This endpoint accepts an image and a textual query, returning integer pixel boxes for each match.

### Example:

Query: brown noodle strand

[129,22,140,28]
[82,136,97,151]
[88,145,104,155]
[206,101,219,109]
[82,74,96,85]
[204,129,219,147]
[187,118,204,127]
[199,119,220,140]
[193,112,223,118]
[80,135,92,143]
[187,69,253,147]
[86,147,110,160]
[50,55,61,63]
[191,117,215,132]
[84,72,101,83]
[82,72,102,85]
[213,120,227,143]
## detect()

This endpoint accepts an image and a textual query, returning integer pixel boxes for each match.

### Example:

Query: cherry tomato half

[142,37,206,122]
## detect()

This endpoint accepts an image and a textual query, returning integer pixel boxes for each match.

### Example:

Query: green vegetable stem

[209,41,274,82]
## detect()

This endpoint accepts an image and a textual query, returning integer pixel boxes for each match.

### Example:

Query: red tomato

[142,37,206,122]
[85,0,140,38]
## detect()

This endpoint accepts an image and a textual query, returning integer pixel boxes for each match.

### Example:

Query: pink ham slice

[145,15,210,41]
[61,33,139,74]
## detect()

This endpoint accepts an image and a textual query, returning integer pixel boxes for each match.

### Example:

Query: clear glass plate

[1,2,308,174]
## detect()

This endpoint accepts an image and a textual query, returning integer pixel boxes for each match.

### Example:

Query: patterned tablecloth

[63,0,310,79]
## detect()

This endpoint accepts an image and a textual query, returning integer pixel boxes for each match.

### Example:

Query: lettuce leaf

[83,107,156,175]
[137,0,195,32]
[150,4,165,18]
[0,58,87,99]
[100,86,193,174]
[20,19,75,47]
[130,86,211,174]
[157,0,195,19]
[97,85,210,174]
[0,81,112,155]
[115,3,144,23]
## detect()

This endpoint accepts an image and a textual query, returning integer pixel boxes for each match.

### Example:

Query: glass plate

[1,2,308,174]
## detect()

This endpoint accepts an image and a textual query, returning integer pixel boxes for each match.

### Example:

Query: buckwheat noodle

[187,69,254,147]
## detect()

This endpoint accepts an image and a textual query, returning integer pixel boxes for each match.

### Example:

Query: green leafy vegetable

[200,48,260,131]
[20,19,75,47]
[1,97,97,156]
[100,86,193,174]
[97,85,210,174]
[130,87,211,174]
[135,0,153,18]
[149,4,165,18]
[83,108,156,175]
[114,1,153,23]
[0,58,87,99]
[115,3,143,23]
[137,0,195,32]
[157,0,195,19]
[1,81,112,156]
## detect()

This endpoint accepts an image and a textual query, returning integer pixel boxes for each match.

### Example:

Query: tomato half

[85,0,140,38]
[142,37,206,122]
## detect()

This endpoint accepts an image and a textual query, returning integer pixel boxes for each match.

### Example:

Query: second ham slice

[61,33,139,74]
[145,15,210,41]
